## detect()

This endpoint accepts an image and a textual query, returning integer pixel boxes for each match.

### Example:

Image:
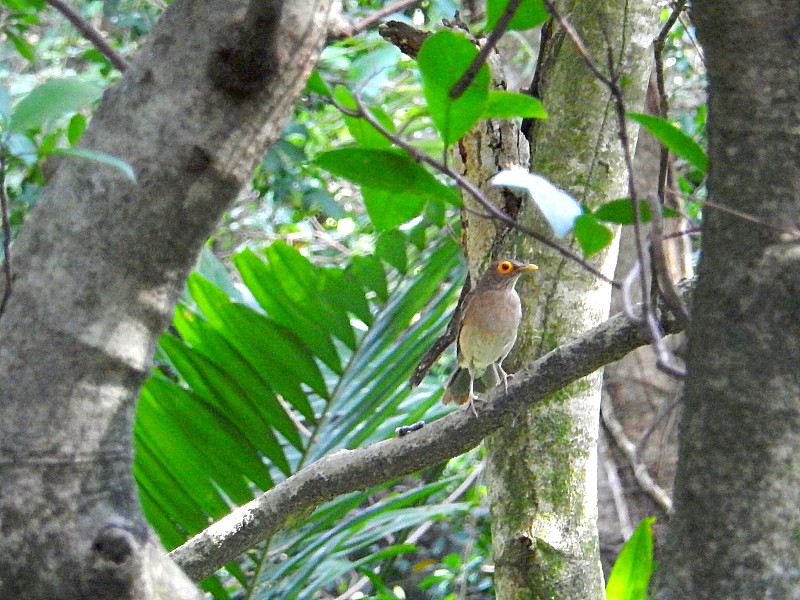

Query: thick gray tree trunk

[0,1,331,598]
[656,2,800,598]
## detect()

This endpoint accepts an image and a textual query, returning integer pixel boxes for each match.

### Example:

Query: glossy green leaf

[417,30,490,146]
[333,85,395,148]
[5,30,35,61]
[315,148,460,205]
[573,214,614,257]
[594,198,652,224]
[363,186,426,231]
[486,0,549,31]
[9,78,103,131]
[305,70,330,96]
[606,518,655,600]
[347,254,388,302]
[484,90,548,119]
[159,333,297,467]
[628,112,708,173]
[66,113,87,145]
[594,197,682,224]
[50,147,136,182]
[375,229,408,273]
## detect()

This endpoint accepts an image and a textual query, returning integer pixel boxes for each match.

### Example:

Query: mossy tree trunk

[455,1,659,598]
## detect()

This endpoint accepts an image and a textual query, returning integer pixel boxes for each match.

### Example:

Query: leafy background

[0,0,701,597]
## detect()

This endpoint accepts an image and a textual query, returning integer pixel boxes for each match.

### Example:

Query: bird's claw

[463,395,482,417]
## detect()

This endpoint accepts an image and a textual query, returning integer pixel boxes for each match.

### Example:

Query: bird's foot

[502,372,514,393]
[462,395,482,417]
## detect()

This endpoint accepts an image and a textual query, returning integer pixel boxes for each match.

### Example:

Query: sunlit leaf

[333,85,394,148]
[363,187,425,231]
[628,112,708,173]
[315,148,460,206]
[606,518,655,600]
[9,78,103,131]
[484,90,548,119]
[66,113,87,145]
[573,214,614,257]
[418,30,490,146]
[486,0,549,32]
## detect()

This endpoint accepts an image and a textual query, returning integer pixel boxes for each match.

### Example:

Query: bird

[442,259,538,415]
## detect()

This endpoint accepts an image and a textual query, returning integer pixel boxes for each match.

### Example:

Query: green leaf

[484,90,548,119]
[305,70,330,96]
[417,30,490,146]
[5,29,35,61]
[573,214,614,257]
[333,85,395,149]
[606,518,655,600]
[486,0,549,32]
[594,198,652,224]
[9,78,103,132]
[315,148,460,206]
[363,187,425,231]
[66,113,87,145]
[628,112,708,173]
[50,147,136,182]
[375,229,408,273]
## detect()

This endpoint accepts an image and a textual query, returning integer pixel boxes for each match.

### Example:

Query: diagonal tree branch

[171,279,692,581]
[46,0,129,72]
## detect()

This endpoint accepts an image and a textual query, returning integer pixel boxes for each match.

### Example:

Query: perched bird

[443,259,538,415]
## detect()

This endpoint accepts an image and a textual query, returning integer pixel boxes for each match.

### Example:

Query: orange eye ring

[498,260,513,273]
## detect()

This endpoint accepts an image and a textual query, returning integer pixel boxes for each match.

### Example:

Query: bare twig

[341,95,620,288]
[450,0,523,99]
[601,394,673,514]
[355,0,421,36]
[46,0,128,72]
[601,431,634,539]
[0,149,11,319]
[649,0,692,331]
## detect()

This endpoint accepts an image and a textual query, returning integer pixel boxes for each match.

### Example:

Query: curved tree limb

[172,279,692,581]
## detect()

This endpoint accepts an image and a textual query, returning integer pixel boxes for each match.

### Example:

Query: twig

[349,0,422,38]
[601,394,673,514]
[450,0,523,99]
[334,463,485,600]
[0,149,11,319]
[46,0,128,72]
[649,1,692,331]
[342,95,620,288]
[601,430,634,540]
[635,395,683,462]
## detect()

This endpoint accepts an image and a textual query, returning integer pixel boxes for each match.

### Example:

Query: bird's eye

[498,261,513,273]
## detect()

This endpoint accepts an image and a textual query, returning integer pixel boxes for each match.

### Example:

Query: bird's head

[479,259,538,289]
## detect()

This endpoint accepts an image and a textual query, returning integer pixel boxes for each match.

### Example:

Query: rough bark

[0,1,332,598]
[465,1,660,598]
[656,2,800,598]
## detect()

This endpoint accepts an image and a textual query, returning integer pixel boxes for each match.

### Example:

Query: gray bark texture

[0,0,331,598]
[465,1,660,599]
[656,2,800,599]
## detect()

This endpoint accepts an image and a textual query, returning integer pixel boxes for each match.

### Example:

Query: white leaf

[491,168,582,237]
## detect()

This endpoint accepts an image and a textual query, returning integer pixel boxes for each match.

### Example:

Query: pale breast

[457,287,522,369]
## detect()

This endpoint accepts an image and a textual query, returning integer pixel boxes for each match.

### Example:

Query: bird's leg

[497,363,513,394]
[463,368,481,417]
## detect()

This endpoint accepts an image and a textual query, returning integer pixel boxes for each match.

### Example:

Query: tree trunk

[0,1,331,598]
[656,2,800,598]
[467,1,659,598]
